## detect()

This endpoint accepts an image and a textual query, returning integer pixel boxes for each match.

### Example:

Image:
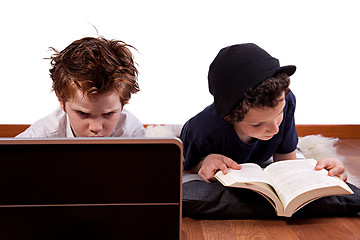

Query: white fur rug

[298,134,342,161]
[145,124,182,138]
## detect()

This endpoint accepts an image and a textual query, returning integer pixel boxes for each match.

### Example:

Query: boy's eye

[251,123,263,128]
[76,111,89,117]
[103,112,115,117]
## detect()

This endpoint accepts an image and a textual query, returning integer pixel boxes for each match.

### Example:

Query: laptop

[0,137,183,240]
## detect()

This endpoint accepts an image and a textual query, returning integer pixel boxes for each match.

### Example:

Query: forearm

[184,160,203,174]
[273,150,297,162]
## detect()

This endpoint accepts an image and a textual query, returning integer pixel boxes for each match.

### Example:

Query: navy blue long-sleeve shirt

[180,91,298,171]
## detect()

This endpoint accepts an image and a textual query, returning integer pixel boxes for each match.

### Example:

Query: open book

[214,159,353,217]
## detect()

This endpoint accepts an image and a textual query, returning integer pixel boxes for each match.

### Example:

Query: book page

[263,159,351,210]
[215,163,283,214]
[226,163,272,185]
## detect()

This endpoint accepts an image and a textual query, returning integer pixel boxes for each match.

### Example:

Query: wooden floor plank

[181,218,205,240]
[258,220,299,240]
[296,125,360,138]
[337,139,360,156]
[338,139,360,187]
[339,217,360,238]
[230,219,299,240]
[229,220,270,240]
[287,218,360,240]
[200,220,238,240]
[345,156,360,188]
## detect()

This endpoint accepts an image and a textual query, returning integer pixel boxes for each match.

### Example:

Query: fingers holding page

[198,154,241,182]
[315,158,347,182]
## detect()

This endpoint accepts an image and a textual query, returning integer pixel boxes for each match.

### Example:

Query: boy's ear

[59,99,66,112]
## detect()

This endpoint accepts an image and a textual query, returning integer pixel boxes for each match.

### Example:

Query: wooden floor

[181,138,360,240]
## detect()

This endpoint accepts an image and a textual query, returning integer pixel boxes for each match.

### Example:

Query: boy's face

[60,89,123,137]
[233,92,286,143]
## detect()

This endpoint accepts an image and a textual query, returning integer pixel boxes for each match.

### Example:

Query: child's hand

[315,158,348,182]
[198,154,241,182]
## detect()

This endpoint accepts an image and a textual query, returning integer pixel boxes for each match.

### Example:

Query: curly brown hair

[49,36,139,106]
[225,73,291,123]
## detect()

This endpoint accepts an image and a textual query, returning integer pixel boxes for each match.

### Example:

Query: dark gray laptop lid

[0,137,183,239]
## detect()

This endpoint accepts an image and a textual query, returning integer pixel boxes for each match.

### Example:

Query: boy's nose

[89,119,102,134]
[267,121,279,135]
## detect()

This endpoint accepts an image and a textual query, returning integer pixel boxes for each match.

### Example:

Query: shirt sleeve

[275,91,299,154]
[114,109,145,137]
[180,121,205,171]
[15,107,67,138]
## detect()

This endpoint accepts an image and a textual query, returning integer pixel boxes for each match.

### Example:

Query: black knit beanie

[208,43,296,118]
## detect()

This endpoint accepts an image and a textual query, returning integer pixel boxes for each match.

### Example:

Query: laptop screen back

[0,138,183,239]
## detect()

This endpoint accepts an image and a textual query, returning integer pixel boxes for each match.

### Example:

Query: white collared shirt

[16,107,145,138]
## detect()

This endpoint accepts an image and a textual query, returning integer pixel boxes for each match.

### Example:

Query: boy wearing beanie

[180,43,347,183]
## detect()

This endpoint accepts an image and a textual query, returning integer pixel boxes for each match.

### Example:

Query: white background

[1,0,359,124]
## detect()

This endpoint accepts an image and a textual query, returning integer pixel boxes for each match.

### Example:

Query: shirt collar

[65,114,75,137]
